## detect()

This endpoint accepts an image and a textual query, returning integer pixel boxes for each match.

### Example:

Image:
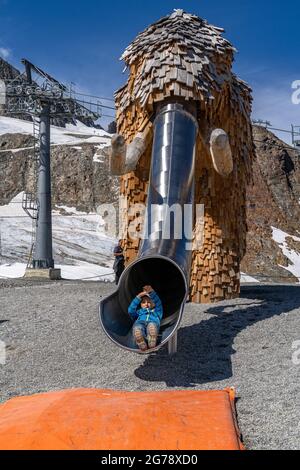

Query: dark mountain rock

[0,133,119,211]
[107,121,117,134]
[241,125,300,282]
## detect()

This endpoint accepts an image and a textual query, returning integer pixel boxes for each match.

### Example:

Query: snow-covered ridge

[0,116,111,148]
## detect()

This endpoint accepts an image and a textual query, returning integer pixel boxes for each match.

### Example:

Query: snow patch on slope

[0,262,27,278]
[0,116,111,147]
[0,262,114,281]
[272,226,300,282]
[0,193,116,279]
[241,272,260,283]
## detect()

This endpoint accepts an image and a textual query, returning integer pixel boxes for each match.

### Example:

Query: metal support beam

[23,60,32,84]
[32,104,54,269]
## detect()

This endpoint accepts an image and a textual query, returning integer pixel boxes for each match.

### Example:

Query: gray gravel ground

[0,279,300,450]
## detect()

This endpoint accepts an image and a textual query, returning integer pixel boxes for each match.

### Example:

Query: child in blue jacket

[128,285,163,351]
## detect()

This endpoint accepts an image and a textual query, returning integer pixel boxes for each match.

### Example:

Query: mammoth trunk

[99,103,198,353]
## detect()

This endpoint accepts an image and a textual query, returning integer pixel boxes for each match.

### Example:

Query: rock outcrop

[241,125,300,282]
[0,133,119,211]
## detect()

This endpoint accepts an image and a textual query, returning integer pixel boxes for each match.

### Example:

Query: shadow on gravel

[134,285,300,387]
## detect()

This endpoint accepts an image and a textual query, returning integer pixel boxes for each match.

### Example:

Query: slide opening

[100,256,187,352]
[121,256,187,319]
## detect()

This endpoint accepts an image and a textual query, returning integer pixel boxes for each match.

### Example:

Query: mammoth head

[113,9,252,180]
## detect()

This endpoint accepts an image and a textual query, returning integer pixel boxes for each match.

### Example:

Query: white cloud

[0,47,11,60]
[252,80,300,145]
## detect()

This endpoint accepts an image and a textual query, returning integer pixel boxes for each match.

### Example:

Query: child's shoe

[133,328,148,351]
[147,323,158,349]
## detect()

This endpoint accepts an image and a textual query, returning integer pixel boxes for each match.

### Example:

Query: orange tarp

[0,388,244,450]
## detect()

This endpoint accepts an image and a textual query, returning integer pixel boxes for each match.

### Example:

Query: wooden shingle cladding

[115,9,254,303]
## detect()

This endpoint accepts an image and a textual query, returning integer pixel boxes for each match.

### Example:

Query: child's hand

[137,291,148,298]
[143,285,154,293]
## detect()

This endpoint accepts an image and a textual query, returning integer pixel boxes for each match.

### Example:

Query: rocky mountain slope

[241,125,300,282]
[0,117,118,210]
[0,57,20,82]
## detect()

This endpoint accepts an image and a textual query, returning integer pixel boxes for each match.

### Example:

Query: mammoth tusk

[110,134,126,175]
[125,133,147,172]
[110,131,148,175]
[209,129,233,177]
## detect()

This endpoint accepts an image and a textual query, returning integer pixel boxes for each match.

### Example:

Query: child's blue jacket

[128,291,163,326]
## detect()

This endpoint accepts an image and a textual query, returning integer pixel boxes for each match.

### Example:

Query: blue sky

[0,0,299,139]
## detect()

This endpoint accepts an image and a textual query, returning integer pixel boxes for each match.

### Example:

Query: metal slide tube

[99,103,198,353]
